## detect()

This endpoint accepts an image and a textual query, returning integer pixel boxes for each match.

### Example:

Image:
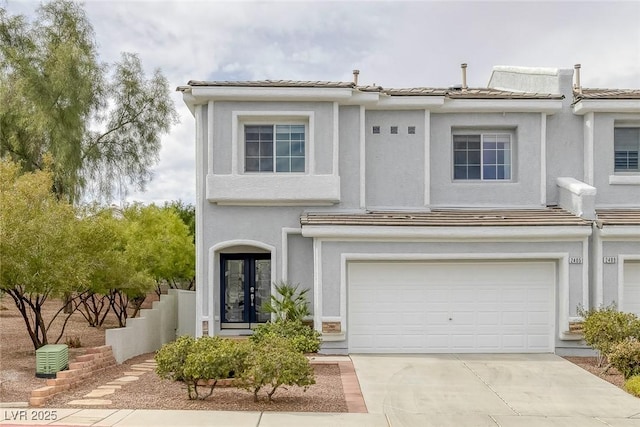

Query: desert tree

[164,200,196,289]
[0,159,158,345]
[0,0,178,203]
[165,200,195,243]
[123,204,195,299]
[74,205,154,328]
[0,159,88,349]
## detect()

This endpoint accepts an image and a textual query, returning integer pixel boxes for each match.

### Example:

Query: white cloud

[5,0,639,205]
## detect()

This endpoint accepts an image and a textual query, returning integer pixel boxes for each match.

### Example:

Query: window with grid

[453,133,512,180]
[244,124,305,172]
[614,128,639,172]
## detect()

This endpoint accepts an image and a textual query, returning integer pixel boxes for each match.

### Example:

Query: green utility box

[35,344,68,378]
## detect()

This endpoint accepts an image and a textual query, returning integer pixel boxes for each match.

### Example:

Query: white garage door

[348,261,555,353]
[623,261,640,315]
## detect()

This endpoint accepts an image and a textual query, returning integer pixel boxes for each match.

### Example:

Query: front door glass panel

[254,259,272,323]
[221,254,271,327]
[223,259,245,322]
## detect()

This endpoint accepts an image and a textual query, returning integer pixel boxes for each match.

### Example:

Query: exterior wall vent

[408,126,416,134]
[390,126,398,134]
[372,126,380,134]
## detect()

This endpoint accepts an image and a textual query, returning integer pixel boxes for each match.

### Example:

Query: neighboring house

[178,64,640,355]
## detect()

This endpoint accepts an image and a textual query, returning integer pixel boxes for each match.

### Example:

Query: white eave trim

[573,99,640,114]
[596,226,640,238]
[181,92,198,116]
[301,225,592,240]
[183,86,564,112]
[435,98,563,113]
[341,91,381,105]
[366,96,445,109]
[190,86,355,101]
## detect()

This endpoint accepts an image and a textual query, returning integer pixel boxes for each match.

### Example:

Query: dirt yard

[0,294,121,403]
[0,294,347,411]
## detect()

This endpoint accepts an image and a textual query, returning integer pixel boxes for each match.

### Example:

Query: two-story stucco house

[178,64,640,355]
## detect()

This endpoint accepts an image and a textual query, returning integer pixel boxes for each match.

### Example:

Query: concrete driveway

[351,354,640,427]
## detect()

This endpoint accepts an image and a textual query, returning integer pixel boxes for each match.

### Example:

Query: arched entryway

[212,240,275,331]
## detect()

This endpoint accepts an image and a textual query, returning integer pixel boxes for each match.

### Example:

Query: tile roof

[574,88,640,101]
[300,208,592,227]
[379,87,446,96]
[182,80,562,100]
[596,209,640,226]
[378,87,560,99]
[444,88,562,100]
[187,80,356,89]
[183,81,640,102]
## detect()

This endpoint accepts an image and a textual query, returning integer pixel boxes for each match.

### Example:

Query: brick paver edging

[29,345,117,407]
[308,358,368,413]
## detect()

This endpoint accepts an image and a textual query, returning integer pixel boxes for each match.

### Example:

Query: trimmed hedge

[610,338,640,379]
[155,336,249,400]
[154,335,194,383]
[236,335,315,402]
[155,332,317,401]
[579,305,640,358]
[250,319,321,353]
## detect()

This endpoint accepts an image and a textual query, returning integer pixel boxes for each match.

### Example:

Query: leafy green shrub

[236,335,315,402]
[155,336,249,400]
[181,336,250,400]
[609,338,640,379]
[155,335,195,383]
[262,281,311,322]
[625,376,640,397]
[579,304,640,364]
[251,319,321,353]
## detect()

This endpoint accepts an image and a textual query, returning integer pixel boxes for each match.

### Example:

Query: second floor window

[245,124,305,172]
[614,127,639,172]
[453,133,512,181]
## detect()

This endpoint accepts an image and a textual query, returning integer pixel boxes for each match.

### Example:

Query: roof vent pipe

[353,69,360,86]
[461,63,468,91]
[574,64,582,94]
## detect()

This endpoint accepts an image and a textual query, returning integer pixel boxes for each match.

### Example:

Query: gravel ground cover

[45,353,347,412]
[0,295,347,411]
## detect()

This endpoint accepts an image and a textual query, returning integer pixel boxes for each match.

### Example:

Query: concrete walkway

[62,360,157,407]
[351,353,640,427]
[0,409,388,426]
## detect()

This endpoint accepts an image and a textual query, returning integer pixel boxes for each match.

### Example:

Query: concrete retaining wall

[106,289,196,364]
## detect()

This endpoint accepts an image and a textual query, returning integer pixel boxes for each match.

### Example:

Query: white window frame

[613,126,640,174]
[242,122,307,173]
[452,131,514,182]
[232,111,315,175]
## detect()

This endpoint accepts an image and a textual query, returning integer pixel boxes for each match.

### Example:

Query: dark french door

[220,254,271,328]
